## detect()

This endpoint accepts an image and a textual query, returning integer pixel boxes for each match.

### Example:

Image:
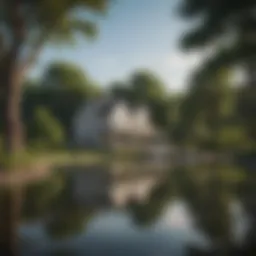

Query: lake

[0,162,255,255]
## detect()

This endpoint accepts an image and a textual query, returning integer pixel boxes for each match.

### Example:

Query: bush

[0,136,3,154]
[0,150,33,170]
[30,107,65,150]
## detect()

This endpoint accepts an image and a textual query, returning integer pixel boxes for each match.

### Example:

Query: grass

[0,151,35,171]
[33,150,107,167]
[0,146,156,173]
[0,149,107,172]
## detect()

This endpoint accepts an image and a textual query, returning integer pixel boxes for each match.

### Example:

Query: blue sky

[30,0,202,91]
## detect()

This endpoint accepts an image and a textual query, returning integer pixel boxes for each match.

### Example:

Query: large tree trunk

[2,63,24,154]
[1,1,26,155]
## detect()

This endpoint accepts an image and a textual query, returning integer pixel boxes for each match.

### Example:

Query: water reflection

[0,187,23,255]
[0,162,255,255]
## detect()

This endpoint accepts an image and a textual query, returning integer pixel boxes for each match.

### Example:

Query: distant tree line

[0,59,253,154]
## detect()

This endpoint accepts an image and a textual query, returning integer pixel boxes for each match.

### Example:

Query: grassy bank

[33,150,107,166]
[0,150,106,172]
[0,148,149,172]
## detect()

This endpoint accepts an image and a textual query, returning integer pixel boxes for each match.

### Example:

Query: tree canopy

[177,0,256,149]
[0,0,111,153]
[21,61,102,144]
[109,70,173,129]
[179,0,256,72]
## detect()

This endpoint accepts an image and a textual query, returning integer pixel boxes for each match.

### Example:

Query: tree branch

[18,30,48,76]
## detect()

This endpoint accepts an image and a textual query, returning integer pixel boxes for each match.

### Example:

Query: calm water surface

[1,163,255,255]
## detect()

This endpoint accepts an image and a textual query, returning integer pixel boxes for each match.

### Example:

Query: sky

[30,0,203,92]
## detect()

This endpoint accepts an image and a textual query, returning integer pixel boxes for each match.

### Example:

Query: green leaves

[109,70,172,129]
[1,0,111,55]
[50,17,97,45]
[69,18,97,38]
[42,61,89,89]
[179,0,256,48]
[130,70,166,103]
[31,107,65,149]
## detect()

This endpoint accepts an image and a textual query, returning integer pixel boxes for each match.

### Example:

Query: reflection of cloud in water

[20,206,208,255]
[159,200,210,249]
[230,201,250,244]
[161,201,193,229]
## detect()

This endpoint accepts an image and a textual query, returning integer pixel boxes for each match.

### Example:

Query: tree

[172,68,249,151]
[41,61,101,95]
[0,0,110,154]
[179,0,256,64]
[22,62,102,139]
[237,85,256,145]
[178,0,256,146]
[109,81,133,101]
[129,70,166,104]
[109,70,171,129]
[29,107,65,149]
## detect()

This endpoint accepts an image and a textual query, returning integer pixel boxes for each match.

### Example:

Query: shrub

[30,107,65,150]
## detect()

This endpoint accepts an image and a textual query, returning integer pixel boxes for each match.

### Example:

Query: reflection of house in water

[72,96,170,161]
[68,165,164,208]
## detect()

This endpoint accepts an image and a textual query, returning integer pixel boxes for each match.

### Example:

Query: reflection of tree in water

[0,171,66,255]
[21,170,95,240]
[128,177,174,226]
[182,165,256,256]
[179,167,232,250]
[0,187,23,256]
[128,165,232,241]
[22,171,65,221]
[45,173,95,240]
[235,170,256,255]
[129,164,255,255]
[46,204,94,240]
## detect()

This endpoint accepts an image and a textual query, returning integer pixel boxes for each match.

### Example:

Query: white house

[72,96,170,159]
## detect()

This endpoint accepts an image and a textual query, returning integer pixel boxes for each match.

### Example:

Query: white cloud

[152,51,203,91]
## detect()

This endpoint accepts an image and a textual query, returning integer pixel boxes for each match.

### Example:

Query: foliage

[41,62,101,95]
[109,70,174,130]
[28,107,65,149]
[22,62,102,140]
[109,82,133,102]
[179,0,256,57]
[0,0,110,154]
[0,151,34,170]
[0,136,3,155]
[129,70,166,103]
[178,0,256,148]
[237,85,256,144]
[1,0,110,51]
[172,68,250,151]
